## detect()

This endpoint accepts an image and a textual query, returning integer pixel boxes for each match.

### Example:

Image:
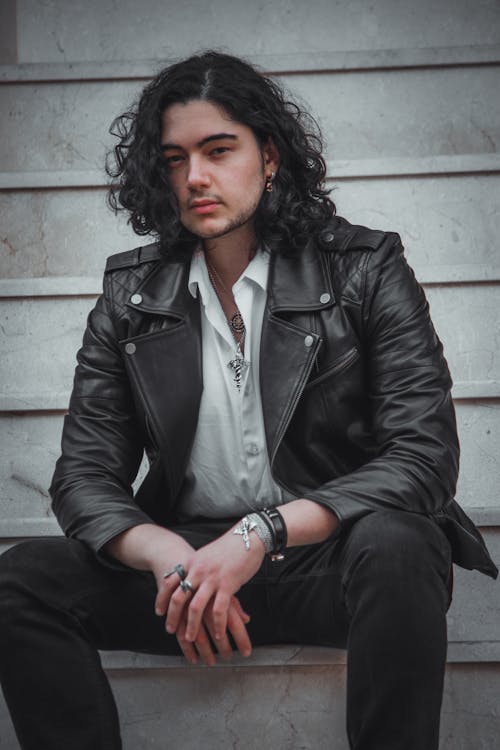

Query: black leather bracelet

[260,507,287,561]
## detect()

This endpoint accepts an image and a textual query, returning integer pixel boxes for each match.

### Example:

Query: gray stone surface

[2,658,498,749]
[1,403,500,517]
[1,286,499,404]
[1,66,499,172]
[0,0,16,65]
[1,2,499,747]
[2,174,500,280]
[15,0,500,64]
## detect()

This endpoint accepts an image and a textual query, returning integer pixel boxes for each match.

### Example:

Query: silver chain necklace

[206,261,249,391]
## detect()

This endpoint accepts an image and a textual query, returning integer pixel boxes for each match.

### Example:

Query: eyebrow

[160,132,238,151]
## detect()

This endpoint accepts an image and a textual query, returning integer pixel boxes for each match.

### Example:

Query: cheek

[167,175,187,205]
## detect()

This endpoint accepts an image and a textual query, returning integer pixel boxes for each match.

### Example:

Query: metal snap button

[125,343,136,355]
[304,335,314,348]
[320,293,331,304]
[321,231,335,244]
[130,293,143,305]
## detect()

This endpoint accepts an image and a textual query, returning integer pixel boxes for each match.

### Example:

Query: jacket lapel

[260,241,335,466]
[122,261,202,499]
[122,240,336,496]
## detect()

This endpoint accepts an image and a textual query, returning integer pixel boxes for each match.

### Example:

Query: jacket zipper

[307,346,359,389]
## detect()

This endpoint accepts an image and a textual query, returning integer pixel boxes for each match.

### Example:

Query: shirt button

[247,444,260,455]
[304,335,314,348]
[320,293,331,304]
[125,343,136,355]
[130,293,143,305]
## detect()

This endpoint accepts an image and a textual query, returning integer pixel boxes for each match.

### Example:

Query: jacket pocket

[305,346,360,390]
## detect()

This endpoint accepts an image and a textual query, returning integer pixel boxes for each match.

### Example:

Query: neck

[202,223,258,287]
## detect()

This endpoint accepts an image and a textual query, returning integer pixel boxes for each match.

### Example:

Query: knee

[0,540,51,605]
[341,510,452,586]
[0,538,80,617]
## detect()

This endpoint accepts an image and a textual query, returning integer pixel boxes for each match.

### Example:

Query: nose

[187,156,210,190]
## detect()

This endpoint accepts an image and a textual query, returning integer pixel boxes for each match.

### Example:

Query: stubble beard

[182,193,263,241]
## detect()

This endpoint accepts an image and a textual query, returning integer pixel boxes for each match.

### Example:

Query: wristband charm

[233,507,288,561]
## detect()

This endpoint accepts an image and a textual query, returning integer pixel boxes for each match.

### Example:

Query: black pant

[0,510,452,750]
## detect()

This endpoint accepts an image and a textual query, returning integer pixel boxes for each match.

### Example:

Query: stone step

[1,646,498,749]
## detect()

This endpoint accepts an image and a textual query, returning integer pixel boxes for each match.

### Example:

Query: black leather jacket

[50,216,497,578]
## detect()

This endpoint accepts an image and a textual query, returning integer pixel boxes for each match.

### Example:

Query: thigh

[253,509,453,648]
[250,538,351,648]
[0,537,181,655]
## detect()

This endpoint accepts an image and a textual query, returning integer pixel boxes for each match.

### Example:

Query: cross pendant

[228,348,249,390]
[233,516,257,549]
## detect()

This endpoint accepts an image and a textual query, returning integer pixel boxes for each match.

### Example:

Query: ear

[263,137,280,174]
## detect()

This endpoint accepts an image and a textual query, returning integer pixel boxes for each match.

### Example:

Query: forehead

[160,99,253,147]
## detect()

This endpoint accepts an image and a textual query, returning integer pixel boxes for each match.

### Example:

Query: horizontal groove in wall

[0,385,499,415]
[0,510,498,540]
[1,387,500,414]
[2,154,499,190]
[327,154,500,179]
[2,264,500,299]
[0,277,103,297]
[1,45,499,82]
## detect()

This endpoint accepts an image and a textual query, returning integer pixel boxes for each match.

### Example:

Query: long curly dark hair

[107,51,335,259]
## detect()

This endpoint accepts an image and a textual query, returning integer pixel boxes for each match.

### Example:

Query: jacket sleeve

[306,234,460,525]
[49,277,154,555]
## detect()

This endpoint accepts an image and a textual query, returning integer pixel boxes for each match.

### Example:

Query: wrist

[106,523,193,574]
[233,508,288,561]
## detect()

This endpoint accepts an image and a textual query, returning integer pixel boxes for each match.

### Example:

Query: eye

[210,146,230,157]
[164,153,185,168]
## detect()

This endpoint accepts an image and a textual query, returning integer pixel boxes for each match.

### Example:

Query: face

[160,100,278,243]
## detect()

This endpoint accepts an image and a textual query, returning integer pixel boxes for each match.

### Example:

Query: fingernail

[166,624,174,633]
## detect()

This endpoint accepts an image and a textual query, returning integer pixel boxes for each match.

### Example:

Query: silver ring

[180,579,195,594]
[163,563,187,581]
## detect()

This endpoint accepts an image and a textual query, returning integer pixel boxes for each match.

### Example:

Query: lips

[189,198,221,214]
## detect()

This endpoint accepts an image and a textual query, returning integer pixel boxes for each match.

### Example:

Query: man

[0,51,496,750]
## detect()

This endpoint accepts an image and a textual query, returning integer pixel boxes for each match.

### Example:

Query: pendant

[228,344,249,391]
[229,312,245,335]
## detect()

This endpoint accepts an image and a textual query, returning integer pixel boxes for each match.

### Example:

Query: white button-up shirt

[176,247,285,520]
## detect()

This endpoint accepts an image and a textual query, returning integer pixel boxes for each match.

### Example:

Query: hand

[106,522,256,664]
[175,596,252,666]
[156,525,265,646]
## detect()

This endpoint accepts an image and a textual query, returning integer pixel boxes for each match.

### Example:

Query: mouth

[189,198,221,215]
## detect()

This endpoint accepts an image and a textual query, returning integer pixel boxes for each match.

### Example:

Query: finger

[177,632,199,665]
[193,624,217,667]
[230,595,251,624]
[165,584,193,634]
[155,572,185,616]
[209,590,231,641]
[184,584,213,642]
[227,604,252,658]
[202,612,233,662]
[213,631,233,661]
[155,581,174,616]
[175,617,198,665]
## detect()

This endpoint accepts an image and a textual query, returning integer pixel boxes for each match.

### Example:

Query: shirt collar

[188,246,270,301]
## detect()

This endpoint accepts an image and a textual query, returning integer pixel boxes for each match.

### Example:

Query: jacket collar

[267,237,335,313]
[129,235,335,316]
